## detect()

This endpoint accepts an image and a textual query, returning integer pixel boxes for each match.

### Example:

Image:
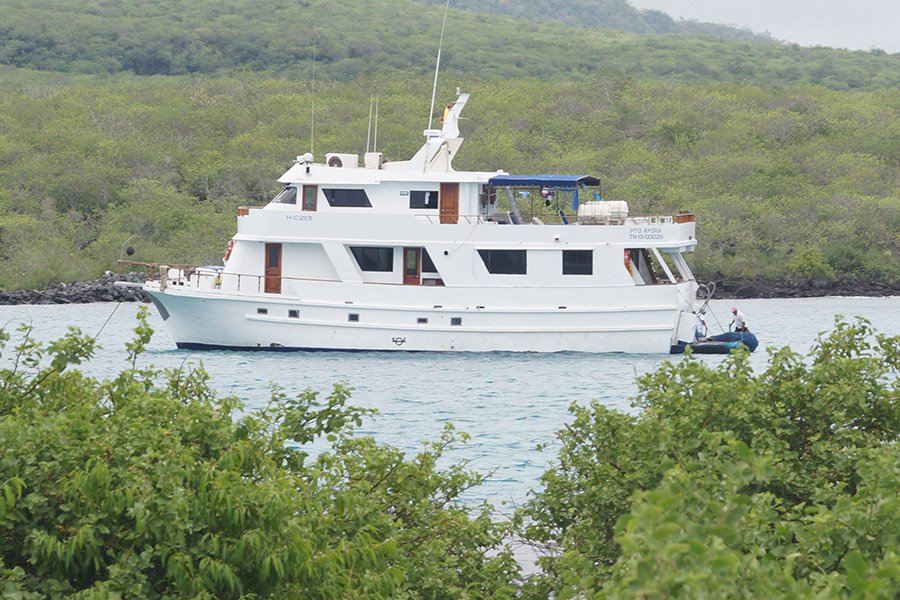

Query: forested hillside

[0,0,896,89]
[0,0,897,291]
[1,73,896,290]
[416,0,775,43]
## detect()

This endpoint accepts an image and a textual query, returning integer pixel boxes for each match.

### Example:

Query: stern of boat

[670,279,701,352]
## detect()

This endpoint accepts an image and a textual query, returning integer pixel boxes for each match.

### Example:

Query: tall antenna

[427,0,452,131]
[366,95,374,152]
[310,34,317,156]
[373,95,379,152]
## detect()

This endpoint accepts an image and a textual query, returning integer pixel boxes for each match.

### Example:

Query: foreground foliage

[1,308,897,597]
[0,308,518,598]
[520,318,899,598]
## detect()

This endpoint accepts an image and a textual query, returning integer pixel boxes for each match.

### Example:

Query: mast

[427,0,452,132]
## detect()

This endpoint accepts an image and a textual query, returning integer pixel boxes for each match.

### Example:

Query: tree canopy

[518,318,899,598]
[2,311,897,597]
[0,74,896,290]
[416,0,776,43]
[0,308,519,597]
[0,0,896,290]
[0,0,896,88]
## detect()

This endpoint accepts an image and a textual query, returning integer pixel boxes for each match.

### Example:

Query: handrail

[119,260,346,293]
[413,212,694,226]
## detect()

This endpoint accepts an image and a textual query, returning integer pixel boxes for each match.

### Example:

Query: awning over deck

[487,174,600,188]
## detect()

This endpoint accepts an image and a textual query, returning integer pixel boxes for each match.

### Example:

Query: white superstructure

[139,92,700,353]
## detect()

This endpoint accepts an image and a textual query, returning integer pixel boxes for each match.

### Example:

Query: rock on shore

[712,275,899,299]
[0,272,148,305]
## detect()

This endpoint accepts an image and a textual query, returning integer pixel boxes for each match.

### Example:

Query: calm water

[1,297,897,507]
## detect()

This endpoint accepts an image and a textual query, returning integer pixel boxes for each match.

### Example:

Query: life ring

[624,250,635,275]
[223,239,234,263]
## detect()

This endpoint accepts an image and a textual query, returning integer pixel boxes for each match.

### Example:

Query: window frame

[350,246,394,272]
[323,188,372,208]
[422,249,438,273]
[409,190,439,209]
[562,250,593,275]
[478,249,527,275]
[271,186,297,205]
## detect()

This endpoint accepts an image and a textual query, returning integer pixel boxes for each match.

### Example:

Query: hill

[0,73,896,290]
[415,0,775,43]
[0,0,897,291]
[0,0,896,89]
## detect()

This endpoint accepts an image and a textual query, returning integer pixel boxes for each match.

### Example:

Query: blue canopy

[488,174,600,188]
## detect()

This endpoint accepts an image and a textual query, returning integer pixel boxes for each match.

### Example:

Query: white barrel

[577,201,612,223]
[607,201,629,219]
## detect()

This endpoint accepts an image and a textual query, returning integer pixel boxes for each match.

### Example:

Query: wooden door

[403,247,421,285]
[302,185,317,211]
[264,243,282,293]
[439,182,459,224]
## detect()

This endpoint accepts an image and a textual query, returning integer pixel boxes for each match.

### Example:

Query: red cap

[731,307,737,313]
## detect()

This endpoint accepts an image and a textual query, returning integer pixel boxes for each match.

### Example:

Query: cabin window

[451,317,462,326]
[410,191,439,209]
[563,250,593,275]
[350,246,394,272]
[288,309,299,318]
[478,249,527,275]
[422,249,438,273]
[271,186,297,205]
[257,308,268,315]
[417,317,428,324]
[348,313,359,322]
[323,189,372,207]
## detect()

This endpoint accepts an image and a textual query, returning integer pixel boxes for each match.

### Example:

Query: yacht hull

[145,283,697,354]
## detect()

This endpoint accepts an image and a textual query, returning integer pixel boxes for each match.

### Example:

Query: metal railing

[413,211,695,226]
[118,260,345,294]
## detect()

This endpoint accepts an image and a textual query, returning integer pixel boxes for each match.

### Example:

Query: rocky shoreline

[0,273,149,305]
[711,275,899,299]
[0,273,896,306]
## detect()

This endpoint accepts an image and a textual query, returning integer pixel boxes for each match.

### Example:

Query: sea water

[1,296,897,507]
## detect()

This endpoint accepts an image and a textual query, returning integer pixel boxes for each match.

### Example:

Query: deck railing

[414,211,694,226]
[118,260,345,293]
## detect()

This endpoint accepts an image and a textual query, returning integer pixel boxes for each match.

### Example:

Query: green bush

[519,318,899,598]
[786,245,838,280]
[0,308,518,598]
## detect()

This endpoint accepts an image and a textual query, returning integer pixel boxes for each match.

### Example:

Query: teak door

[264,243,282,294]
[302,185,317,211]
[403,247,421,285]
[439,182,459,224]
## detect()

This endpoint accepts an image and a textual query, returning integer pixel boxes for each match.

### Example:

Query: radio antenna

[373,95,379,152]
[427,0,452,130]
[366,95,374,152]
[310,34,317,156]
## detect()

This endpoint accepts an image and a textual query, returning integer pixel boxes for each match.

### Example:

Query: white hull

[146,281,697,353]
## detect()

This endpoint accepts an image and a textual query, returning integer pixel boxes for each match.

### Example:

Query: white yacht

[138,92,700,353]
